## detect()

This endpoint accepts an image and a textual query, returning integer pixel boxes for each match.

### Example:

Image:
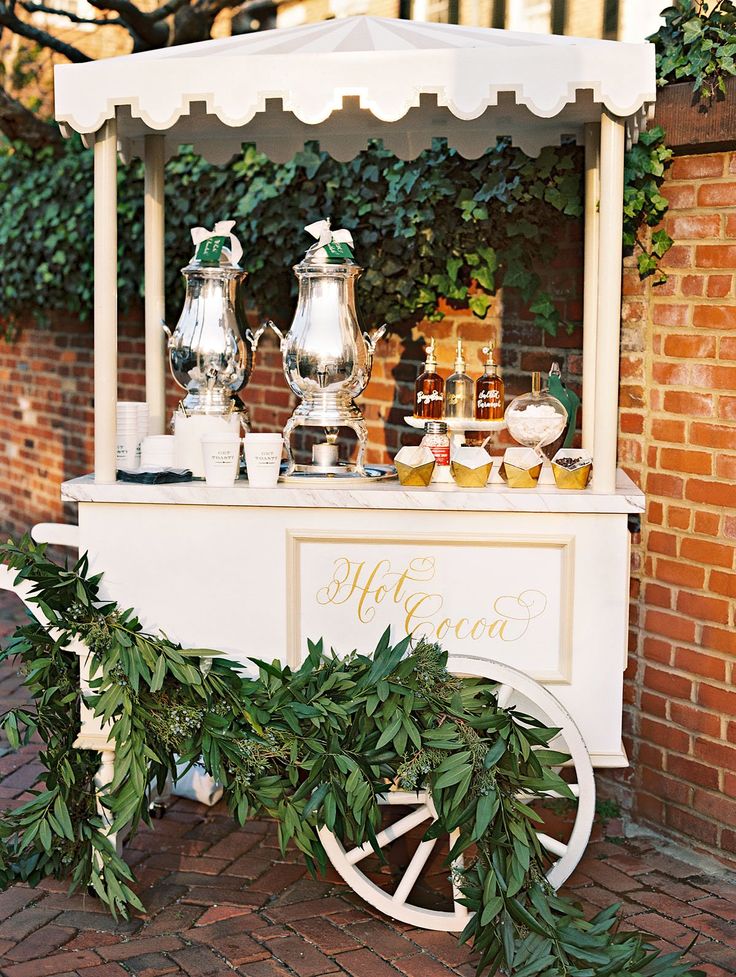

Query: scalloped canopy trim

[54,16,656,138]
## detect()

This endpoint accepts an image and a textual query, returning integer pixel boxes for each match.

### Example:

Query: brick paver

[0,593,734,976]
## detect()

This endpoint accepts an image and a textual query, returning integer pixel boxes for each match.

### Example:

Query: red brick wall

[0,317,142,531]
[612,150,736,865]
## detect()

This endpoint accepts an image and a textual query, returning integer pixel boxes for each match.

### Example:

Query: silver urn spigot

[165,222,266,416]
[270,220,386,476]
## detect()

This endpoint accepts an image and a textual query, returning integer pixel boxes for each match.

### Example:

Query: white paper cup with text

[116,435,140,470]
[200,434,241,487]
[244,433,283,488]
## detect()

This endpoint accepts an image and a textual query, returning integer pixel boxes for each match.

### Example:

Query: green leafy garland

[0,537,702,977]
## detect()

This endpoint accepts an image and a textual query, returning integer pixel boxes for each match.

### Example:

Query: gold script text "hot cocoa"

[316,556,547,642]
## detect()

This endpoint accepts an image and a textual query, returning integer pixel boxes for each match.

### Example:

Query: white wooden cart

[2,17,652,932]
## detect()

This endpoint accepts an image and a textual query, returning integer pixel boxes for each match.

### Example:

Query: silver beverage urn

[166,221,265,416]
[165,221,266,476]
[270,220,385,476]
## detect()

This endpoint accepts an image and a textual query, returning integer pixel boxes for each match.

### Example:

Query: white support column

[144,134,167,436]
[94,118,118,483]
[582,123,600,458]
[593,110,625,494]
[94,750,123,856]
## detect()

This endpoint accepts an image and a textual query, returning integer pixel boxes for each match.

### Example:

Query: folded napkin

[117,468,193,484]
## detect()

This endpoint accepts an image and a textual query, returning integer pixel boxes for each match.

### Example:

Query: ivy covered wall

[0,137,587,338]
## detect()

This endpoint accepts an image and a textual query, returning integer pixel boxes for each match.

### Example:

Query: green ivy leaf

[468,294,493,318]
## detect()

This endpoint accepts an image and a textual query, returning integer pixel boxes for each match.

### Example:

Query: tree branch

[197,0,256,17]
[171,0,261,45]
[148,0,189,23]
[18,1,123,27]
[0,4,91,61]
[86,0,169,48]
[0,85,63,149]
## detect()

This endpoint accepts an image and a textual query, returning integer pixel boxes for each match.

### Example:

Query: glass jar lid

[424,421,448,435]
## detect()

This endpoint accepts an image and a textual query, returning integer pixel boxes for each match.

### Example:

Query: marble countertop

[62,469,645,514]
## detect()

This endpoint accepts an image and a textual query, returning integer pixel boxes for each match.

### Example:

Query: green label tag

[196,236,228,264]
[322,240,354,260]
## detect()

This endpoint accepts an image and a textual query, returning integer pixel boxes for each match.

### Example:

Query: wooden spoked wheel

[318,656,595,932]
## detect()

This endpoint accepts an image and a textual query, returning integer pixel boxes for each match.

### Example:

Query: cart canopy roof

[54,15,656,163]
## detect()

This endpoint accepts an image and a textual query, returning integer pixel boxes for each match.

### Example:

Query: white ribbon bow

[304,218,354,256]
[190,220,243,267]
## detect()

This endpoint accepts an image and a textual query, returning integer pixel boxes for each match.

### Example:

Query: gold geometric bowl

[552,461,592,490]
[499,461,543,488]
[451,460,492,487]
[395,459,435,487]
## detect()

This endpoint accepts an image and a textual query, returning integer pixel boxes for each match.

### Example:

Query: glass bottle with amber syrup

[475,342,505,421]
[414,338,444,420]
[444,340,474,420]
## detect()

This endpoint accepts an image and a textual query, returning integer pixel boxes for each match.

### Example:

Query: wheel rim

[318,655,595,932]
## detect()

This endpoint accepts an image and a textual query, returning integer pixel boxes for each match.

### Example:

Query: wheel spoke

[392,837,437,904]
[449,828,470,921]
[536,831,568,858]
[379,790,430,806]
[345,805,432,866]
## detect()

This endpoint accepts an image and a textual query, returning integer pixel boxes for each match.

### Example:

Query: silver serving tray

[279,463,396,483]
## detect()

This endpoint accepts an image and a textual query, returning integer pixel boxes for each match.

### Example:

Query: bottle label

[428,444,450,467]
[417,390,443,405]
[477,389,502,408]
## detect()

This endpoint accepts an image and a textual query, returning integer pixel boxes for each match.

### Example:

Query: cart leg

[94,748,123,857]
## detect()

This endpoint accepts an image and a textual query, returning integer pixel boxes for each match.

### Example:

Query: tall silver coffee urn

[271,220,385,476]
[166,221,265,475]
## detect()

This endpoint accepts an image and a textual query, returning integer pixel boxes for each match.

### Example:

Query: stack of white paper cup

[244,433,283,487]
[136,403,149,442]
[201,433,241,487]
[116,402,148,469]
[141,435,176,468]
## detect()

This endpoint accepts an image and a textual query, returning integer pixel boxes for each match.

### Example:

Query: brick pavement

[0,594,735,977]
